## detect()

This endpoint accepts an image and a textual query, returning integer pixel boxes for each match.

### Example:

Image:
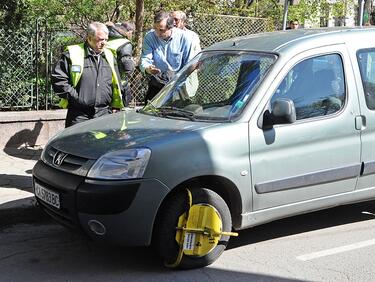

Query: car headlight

[87,148,151,180]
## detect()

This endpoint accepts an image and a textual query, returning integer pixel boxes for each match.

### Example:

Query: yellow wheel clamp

[166,189,238,268]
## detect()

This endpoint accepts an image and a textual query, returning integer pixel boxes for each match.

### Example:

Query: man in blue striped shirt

[140,10,195,103]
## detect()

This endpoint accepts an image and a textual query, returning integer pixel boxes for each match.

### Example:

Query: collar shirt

[87,46,103,66]
[184,29,201,57]
[140,28,194,76]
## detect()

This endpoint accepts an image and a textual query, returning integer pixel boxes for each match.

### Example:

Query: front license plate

[34,182,60,209]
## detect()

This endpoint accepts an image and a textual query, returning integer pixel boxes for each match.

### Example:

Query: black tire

[153,188,232,269]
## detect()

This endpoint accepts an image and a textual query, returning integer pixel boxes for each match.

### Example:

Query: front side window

[141,51,277,122]
[271,53,345,120]
[357,49,375,110]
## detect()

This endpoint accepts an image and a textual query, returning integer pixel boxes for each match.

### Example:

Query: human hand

[146,65,161,75]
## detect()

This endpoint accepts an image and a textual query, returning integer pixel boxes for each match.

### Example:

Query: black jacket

[108,26,135,77]
[107,27,135,106]
[51,43,121,111]
[116,40,135,77]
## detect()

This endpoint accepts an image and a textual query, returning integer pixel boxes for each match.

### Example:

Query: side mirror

[262,98,296,129]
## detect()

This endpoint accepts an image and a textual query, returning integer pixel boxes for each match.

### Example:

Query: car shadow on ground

[3,198,374,280]
[0,174,33,192]
[0,223,302,281]
[228,200,375,250]
[0,202,303,281]
[0,201,52,230]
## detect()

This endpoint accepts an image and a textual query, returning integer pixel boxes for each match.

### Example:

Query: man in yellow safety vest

[52,22,123,127]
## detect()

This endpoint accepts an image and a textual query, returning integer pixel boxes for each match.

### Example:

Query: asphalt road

[1,198,375,282]
[1,148,375,281]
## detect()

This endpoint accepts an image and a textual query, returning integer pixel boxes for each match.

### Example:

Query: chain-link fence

[0,29,36,109]
[191,13,274,49]
[0,14,274,110]
[188,54,275,105]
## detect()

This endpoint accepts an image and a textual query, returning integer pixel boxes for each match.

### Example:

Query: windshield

[141,51,277,122]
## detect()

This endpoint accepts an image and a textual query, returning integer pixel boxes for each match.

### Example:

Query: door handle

[355,115,366,130]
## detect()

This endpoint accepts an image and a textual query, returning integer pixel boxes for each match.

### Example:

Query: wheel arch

[152,175,243,239]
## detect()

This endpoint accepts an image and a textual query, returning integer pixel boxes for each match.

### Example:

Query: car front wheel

[153,188,232,269]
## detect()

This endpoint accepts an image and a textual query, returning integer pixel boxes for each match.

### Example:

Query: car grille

[43,146,96,176]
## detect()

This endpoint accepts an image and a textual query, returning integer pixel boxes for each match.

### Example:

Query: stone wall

[0,110,66,149]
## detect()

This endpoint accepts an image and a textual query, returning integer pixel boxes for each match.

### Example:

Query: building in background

[304,0,375,28]
[303,0,356,28]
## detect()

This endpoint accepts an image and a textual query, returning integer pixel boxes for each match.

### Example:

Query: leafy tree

[0,0,29,28]
[134,0,144,59]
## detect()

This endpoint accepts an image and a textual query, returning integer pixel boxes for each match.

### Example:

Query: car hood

[49,109,218,159]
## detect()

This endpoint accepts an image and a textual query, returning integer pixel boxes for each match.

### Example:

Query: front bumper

[32,160,170,246]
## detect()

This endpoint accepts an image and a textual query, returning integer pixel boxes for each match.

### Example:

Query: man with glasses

[140,10,195,103]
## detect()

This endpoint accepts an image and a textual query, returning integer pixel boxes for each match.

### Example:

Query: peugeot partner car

[33,27,375,269]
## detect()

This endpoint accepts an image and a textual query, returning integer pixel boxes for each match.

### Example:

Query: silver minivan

[33,27,375,269]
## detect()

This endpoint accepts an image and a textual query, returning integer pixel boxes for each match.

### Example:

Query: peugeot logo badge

[53,151,67,167]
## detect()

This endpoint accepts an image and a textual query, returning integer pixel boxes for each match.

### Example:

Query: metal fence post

[45,20,49,110]
[359,0,365,26]
[282,0,289,31]
[35,18,40,111]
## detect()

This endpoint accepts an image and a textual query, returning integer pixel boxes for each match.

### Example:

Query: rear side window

[271,54,345,120]
[357,49,375,110]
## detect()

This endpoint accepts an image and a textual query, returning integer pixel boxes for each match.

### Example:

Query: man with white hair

[52,22,123,127]
[171,10,201,56]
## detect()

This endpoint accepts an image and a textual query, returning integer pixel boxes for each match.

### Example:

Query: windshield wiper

[159,106,196,121]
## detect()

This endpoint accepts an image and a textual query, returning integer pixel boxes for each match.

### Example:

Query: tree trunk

[134,0,144,64]
[364,0,372,25]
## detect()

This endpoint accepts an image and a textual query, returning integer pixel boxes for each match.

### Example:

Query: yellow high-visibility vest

[106,38,130,51]
[58,43,123,109]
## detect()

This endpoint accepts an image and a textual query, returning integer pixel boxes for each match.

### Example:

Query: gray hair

[87,22,109,37]
[172,11,187,23]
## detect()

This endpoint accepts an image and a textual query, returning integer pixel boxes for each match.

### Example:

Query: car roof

[204,27,375,54]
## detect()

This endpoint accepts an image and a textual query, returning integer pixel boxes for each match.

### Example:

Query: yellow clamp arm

[177,226,238,237]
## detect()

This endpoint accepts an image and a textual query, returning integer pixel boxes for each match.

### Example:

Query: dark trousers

[144,77,165,104]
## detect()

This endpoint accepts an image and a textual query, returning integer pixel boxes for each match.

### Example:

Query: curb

[0,202,53,230]
[0,147,42,216]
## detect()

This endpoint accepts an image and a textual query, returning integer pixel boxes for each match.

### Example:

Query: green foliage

[0,28,34,105]
[287,0,321,26]
[0,0,360,31]
[331,0,349,19]
[285,0,352,27]
[0,0,360,111]
[0,0,29,28]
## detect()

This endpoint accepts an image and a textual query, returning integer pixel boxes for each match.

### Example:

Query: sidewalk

[0,146,42,210]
